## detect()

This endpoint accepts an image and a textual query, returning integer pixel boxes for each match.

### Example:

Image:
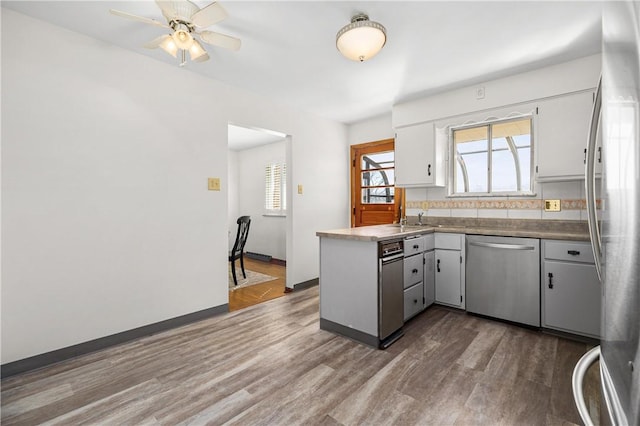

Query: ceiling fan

[110,0,241,66]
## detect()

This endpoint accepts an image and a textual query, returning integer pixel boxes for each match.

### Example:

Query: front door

[351,139,404,227]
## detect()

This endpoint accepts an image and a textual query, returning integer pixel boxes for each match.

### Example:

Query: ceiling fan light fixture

[336,14,386,62]
[189,39,209,62]
[172,28,194,49]
[159,35,178,57]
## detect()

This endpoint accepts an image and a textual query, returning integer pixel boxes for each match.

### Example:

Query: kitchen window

[265,162,286,214]
[449,116,533,196]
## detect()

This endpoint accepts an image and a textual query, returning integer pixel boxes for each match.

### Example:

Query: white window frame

[264,161,286,216]
[447,114,536,197]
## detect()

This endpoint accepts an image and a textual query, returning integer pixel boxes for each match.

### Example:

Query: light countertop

[316,218,591,242]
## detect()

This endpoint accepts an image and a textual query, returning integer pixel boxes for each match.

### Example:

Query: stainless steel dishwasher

[466,235,540,327]
[378,240,404,348]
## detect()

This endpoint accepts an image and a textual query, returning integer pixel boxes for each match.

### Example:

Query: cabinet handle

[412,268,419,274]
[413,299,418,304]
[567,250,580,256]
[413,244,419,249]
[437,259,441,272]
[598,146,602,163]
[583,148,587,164]
[427,164,431,176]
[548,272,554,289]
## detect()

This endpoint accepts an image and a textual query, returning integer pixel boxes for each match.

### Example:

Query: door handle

[437,259,440,272]
[548,272,554,289]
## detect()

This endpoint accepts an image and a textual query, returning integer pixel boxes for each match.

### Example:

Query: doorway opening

[351,139,405,227]
[227,124,289,311]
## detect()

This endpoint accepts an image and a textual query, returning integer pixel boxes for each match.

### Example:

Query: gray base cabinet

[542,240,601,338]
[424,250,435,307]
[435,233,465,309]
[403,234,435,321]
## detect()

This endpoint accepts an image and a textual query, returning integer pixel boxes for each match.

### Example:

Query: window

[361,150,395,204]
[450,116,533,196]
[265,162,286,214]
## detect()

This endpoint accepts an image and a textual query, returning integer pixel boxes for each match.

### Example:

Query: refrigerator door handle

[572,345,600,426]
[585,76,603,281]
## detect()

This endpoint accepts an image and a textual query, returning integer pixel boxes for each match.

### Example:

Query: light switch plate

[208,177,221,191]
[297,184,303,195]
[544,199,561,212]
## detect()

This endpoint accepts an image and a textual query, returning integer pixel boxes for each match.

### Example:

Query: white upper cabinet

[395,122,446,187]
[536,90,601,181]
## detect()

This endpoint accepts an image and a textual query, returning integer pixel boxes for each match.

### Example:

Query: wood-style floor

[1,286,601,425]
[228,258,287,311]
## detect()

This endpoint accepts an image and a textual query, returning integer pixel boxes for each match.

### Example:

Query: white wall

[227,149,240,249]
[347,113,393,146]
[235,140,287,261]
[1,9,348,364]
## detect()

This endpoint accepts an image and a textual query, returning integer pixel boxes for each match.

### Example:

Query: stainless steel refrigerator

[573,2,640,425]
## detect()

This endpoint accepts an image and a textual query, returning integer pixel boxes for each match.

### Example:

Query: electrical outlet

[476,86,485,99]
[208,177,221,191]
[544,199,561,212]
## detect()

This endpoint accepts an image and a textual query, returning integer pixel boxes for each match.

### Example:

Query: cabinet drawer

[543,240,594,264]
[435,233,463,250]
[404,282,424,321]
[404,235,426,256]
[404,254,423,288]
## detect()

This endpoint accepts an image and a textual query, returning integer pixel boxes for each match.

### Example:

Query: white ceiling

[228,124,286,151]
[3,1,603,124]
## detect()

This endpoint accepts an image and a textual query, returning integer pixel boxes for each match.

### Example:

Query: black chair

[229,216,251,286]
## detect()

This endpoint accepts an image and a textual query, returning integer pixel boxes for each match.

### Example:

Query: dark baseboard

[293,277,318,291]
[320,318,380,348]
[271,258,286,267]
[1,303,229,379]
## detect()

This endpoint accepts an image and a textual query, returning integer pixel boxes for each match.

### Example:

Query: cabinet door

[424,250,435,307]
[395,122,439,187]
[543,260,601,338]
[536,91,596,181]
[435,249,462,308]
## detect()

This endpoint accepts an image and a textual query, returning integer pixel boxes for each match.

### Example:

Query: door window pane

[360,150,395,204]
[361,187,395,204]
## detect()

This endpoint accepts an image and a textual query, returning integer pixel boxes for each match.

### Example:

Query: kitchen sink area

[317,217,598,349]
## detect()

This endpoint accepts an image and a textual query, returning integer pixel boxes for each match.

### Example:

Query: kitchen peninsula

[317,218,594,349]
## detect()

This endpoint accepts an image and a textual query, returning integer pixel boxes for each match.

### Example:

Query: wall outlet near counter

[544,199,561,212]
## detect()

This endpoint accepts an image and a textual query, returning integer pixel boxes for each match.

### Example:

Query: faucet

[418,211,424,225]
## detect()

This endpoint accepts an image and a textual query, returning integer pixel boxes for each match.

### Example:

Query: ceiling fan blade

[109,9,169,28]
[191,2,228,28]
[144,35,169,49]
[198,30,241,51]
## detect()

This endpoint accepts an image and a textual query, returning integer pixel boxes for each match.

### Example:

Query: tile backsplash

[405,181,601,221]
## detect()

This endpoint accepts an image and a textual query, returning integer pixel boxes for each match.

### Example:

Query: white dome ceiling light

[336,14,387,62]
